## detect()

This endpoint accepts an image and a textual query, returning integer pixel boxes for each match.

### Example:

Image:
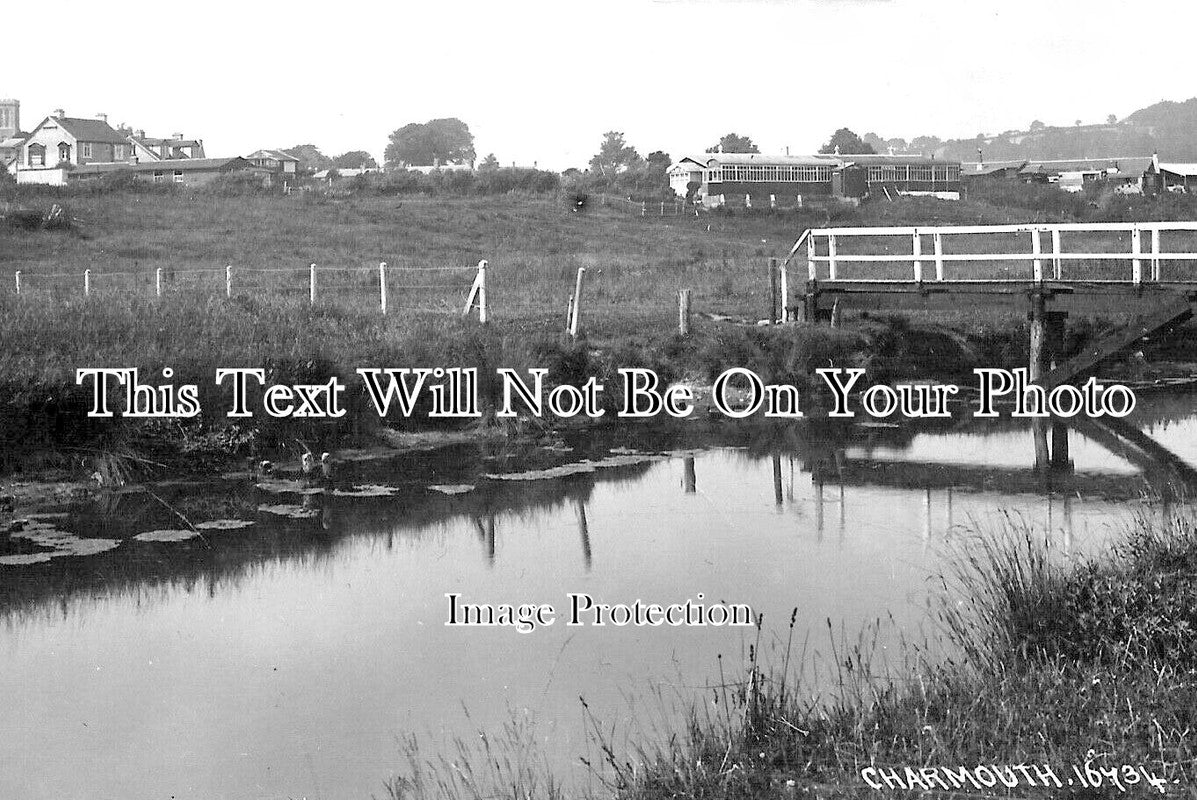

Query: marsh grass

[381,513,1197,799]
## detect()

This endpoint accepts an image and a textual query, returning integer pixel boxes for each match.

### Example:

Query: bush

[203,172,272,196]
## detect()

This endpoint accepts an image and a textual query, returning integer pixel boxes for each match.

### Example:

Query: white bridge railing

[793,222,1197,285]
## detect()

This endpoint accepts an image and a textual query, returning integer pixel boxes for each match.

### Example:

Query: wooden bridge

[782,221,1197,389]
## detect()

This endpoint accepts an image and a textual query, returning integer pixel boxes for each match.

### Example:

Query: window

[82,143,93,159]
[173,171,184,183]
[29,143,45,167]
[153,171,164,182]
[58,143,72,164]
[114,144,126,160]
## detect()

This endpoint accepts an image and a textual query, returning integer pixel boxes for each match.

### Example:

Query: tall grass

[380,512,1197,799]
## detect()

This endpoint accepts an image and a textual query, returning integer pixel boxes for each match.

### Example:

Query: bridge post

[803,279,820,323]
[1132,227,1143,284]
[1031,229,1043,282]
[912,231,922,282]
[768,258,779,324]
[1151,227,1161,281]
[827,235,838,280]
[1051,228,1062,279]
[1029,290,1050,469]
[933,232,944,280]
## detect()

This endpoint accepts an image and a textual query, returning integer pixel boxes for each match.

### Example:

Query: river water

[1,397,1193,799]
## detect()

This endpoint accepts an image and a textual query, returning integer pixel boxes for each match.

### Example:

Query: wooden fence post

[226,264,232,298]
[779,258,789,321]
[768,257,779,323]
[309,263,316,305]
[379,261,387,314]
[569,267,585,339]
[566,295,574,331]
[84,269,91,296]
[641,201,646,217]
[155,267,162,297]
[14,271,20,295]
[678,289,691,336]
[477,259,488,324]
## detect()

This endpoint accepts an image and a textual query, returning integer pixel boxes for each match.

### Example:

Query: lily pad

[134,529,202,543]
[429,484,475,495]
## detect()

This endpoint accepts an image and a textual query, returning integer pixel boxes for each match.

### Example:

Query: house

[129,130,205,162]
[245,149,300,176]
[63,157,267,187]
[667,156,707,197]
[1144,155,1197,193]
[18,110,130,174]
[696,152,962,207]
[1017,157,1153,193]
[839,153,962,200]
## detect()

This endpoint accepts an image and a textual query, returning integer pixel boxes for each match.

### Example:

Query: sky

[6,0,1194,170]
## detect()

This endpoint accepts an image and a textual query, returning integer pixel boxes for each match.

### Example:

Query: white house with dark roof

[667,156,707,197]
[245,149,300,176]
[18,111,129,179]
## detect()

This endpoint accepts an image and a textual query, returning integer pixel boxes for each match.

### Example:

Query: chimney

[96,112,107,123]
[1152,152,1160,171]
[135,129,145,139]
[53,108,65,118]
[785,146,790,156]
[977,147,984,171]
[173,132,184,140]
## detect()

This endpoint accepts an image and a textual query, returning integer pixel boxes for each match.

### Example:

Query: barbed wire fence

[8,260,489,321]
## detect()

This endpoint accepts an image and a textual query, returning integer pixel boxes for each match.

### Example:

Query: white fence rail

[9,260,490,320]
[800,222,1197,284]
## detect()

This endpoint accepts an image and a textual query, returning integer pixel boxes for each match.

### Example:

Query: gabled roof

[961,160,1027,175]
[246,148,300,162]
[838,153,956,166]
[72,157,259,176]
[704,152,840,166]
[49,116,129,144]
[131,135,203,149]
[1158,163,1197,177]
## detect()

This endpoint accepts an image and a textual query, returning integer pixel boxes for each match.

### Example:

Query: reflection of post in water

[474,515,496,565]
[683,457,696,494]
[923,487,932,542]
[1051,421,1071,471]
[772,454,783,507]
[575,498,592,570]
[1062,493,1073,557]
[814,478,824,539]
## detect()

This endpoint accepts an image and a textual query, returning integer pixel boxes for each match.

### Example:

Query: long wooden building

[674,152,962,207]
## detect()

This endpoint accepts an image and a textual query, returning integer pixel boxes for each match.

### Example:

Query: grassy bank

[386,513,1197,799]
[3,189,1195,476]
[599,514,1197,799]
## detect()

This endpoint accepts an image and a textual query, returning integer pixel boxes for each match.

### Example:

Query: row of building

[668,151,1197,207]
[668,151,964,207]
[0,99,300,186]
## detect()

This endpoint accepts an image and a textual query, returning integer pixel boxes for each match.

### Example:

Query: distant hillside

[868,97,1197,162]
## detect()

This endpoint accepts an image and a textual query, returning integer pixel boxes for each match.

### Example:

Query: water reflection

[0,399,1193,799]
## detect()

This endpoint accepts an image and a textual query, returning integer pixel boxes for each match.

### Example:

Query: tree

[705,133,758,154]
[910,135,942,154]
[385,118,475,168]
[332,150,378,169]
[588,131,642,177]
[1107,113,1118,125]
[478,153,500,171]
[285,144,334,173]
[819,128,874,155]
[1029,120,1046,131]
[646,150,671,171]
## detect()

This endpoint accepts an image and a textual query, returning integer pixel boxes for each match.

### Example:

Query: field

[3,185,1197,464]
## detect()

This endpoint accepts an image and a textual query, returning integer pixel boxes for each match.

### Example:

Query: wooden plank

[1038,294,1196,388]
